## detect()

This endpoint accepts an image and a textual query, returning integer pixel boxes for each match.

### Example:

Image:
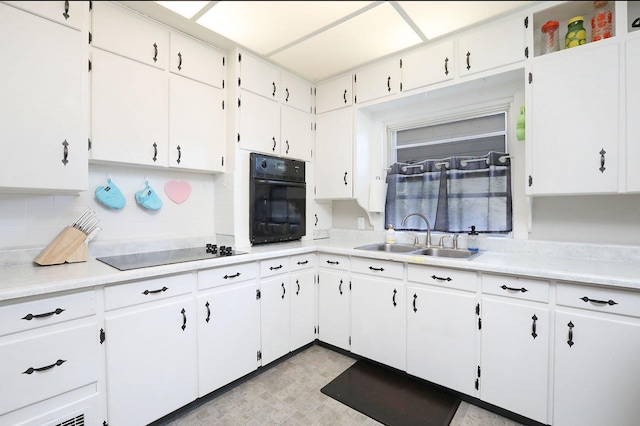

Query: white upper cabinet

[169,32,225,89]
[4,0,85,30]
[354,58,400,104]
[0,2,87,193]
[281,106,312,161]
[237,90,280,155]
[458,15,525,77]
[280,71,313,113]
[400,39,455,92]
[91,1,167,69]
[237,51,280,101]
[314,107,354,199]
[626,37,640,192]
[315,74,353,114]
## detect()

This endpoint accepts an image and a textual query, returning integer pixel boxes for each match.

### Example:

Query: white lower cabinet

[553,283,640,426]
[350,258,405,371]
[260,275,291,365]
[406,265,478,396]
[197,263,260,397]
[479,275,550,424]
[317,254,350,351]
[103,274,197,426]
[290,253,317,351]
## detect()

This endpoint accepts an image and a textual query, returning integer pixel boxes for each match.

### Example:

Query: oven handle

[253,179,306,188]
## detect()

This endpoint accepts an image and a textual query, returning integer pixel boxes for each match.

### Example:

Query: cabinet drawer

[260,257,290,278]
[482,274,549,303]
[557,283,640,318]
[317,253,349,271]
[407,265,477,292]
[0,320,97,416]
[290,253,316,271]
[0,291,95,337]
[104,273,194,311]
[198,262,258,290]
[350,256,403,280]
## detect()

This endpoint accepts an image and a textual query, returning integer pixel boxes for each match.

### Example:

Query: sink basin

[354,243,418,253]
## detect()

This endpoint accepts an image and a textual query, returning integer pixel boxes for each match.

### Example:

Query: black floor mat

[321,359,461,426]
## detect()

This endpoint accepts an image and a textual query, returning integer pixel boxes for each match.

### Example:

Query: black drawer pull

[580,296,617,306]
[205,301,211,323]
[392,289,397,306]
[22,308,65,321]
[223,272,241,279]
[296,279,300,295]
[413,293,418,313]
[270,265,283,270]
[281,282,286,299]
[297,260,309,265]
[339,279,343,295]
[501,285,528,293]
[369,266,384,272]
[531,314,538,339]
[142,286,168,295]
[326,260,339,265]
[431,274,452,282]
[181,308,187,330]
[23,359,66,375]
[567,321,574,347]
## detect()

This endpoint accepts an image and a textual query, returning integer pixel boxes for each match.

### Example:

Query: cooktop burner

[96,244,246,271]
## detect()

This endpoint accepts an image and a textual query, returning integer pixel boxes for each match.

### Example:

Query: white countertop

[2,235,640,303]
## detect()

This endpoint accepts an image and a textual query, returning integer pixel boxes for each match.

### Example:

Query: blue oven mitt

[95,178,126,210]
[135,181,163,211]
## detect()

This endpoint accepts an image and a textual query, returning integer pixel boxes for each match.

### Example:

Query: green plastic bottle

[565,16,586,49]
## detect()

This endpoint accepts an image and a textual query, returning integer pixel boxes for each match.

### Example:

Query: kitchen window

[386,112,512,234]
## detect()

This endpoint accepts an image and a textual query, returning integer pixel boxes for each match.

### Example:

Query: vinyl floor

[162,344,524,426]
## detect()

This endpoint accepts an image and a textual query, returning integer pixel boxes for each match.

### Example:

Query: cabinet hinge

[314,186,316,195]
[222,100,225,110]
[237,98,241,108]
[349,281,352,291]
[221,156,224,167]
[354,74,357,83]
[103,421,108,426]
[524,16,529,29]
[89,1,92,11]
[222,79,225,89]
[88,59,92,72]
[257,350,262,361]
[256,289,261,300]
[524,46,529,59]
[475,378,479,390]
[477,365,481,378]
[349,336,351,345]
[354,95,357,104]
[399,58,403,68]
[400,82,403,92]
[478,317,482,330]
[238,77,241,87]
[88,138,92,151]
[314,326,318,334]
[238,52,242,62]
[222,56,225,67]
[99,328,105,344]
[88,31,92,45]
[237,133,240,143]
[475,303,480,315]
[528,175,533,187]
[528,72,533,84]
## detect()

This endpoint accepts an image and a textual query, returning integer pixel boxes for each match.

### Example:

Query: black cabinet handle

[152,142,158,162]
[270,265,283,270]
[369,266,384,272]
[285,88,290,102]
[392,289,397,307]
[387,76,391,92]
[531,314,538,339]
[181,308,187,330]
[599,148,606,173]
[431,274,452,282]
[580,296,617,306]
[176,145,182,164]
[63,0,70,20]
[315,214,318,226]
[272,137,276,152]
[23,359,66,375]
[205,301,211,323]
[223,272,241,279]
[343,171,348,186]
[178,52,183,71]
[142,286,168,295]
[296,279,300,295]
[22,308,65,321]
[326,260,339,265]
[339,279,343,295]
[343,89,347,104]
[286,140,290,154]
[500,284,528,293]
[444,57,449,75]
[297,260,309,265]
[281,282,286,299]
[61,140,69,165]
[567,321,574,347]
[413,293,417,313]
[272,82,276,97]
[466,51,471,70]
[153,42,158,63]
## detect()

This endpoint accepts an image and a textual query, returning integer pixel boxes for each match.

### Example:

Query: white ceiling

[119,1,535,83]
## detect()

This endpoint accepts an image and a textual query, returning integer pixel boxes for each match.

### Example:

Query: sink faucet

[400,213,432,247]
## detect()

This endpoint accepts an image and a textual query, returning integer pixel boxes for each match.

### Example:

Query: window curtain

[384,151,512,233]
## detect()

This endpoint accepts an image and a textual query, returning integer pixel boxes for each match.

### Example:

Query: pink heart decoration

[164,180,192,204]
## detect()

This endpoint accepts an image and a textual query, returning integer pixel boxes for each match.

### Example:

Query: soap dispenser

[468,226,479,253]
[386,224,396,244]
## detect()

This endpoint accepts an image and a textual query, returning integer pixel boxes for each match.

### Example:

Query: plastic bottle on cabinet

[591,1,613,42]
[468,225,479,253]
[565,16,587,49]
[386,225,396,244]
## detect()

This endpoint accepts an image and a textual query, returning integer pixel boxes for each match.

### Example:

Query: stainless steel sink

[354,243,418,253]
[354,242,481,260]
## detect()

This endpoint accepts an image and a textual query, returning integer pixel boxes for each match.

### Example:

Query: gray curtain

[385,151,512,233]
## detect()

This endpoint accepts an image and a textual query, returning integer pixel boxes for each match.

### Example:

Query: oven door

[250,179,306,245]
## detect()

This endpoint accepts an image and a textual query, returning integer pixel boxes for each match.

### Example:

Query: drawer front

[289,253,316,271]
[317,253,349,271]
[557,282,640,318]
[0,320,98,415]
[0,291,95,337]
[104,273,194,311]
[260,257,290,278]
[198,262,258,290]
[482,274,550,303]
[407,265,477,292]
[350,256,403,280]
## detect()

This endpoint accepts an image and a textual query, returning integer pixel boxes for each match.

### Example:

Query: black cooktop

[96,244,246,271]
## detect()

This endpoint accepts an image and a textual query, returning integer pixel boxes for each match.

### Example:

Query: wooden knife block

[34,226,88,266]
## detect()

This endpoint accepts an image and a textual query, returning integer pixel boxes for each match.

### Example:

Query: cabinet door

[238,51,280,100]
[4,0,86,30]
[315,108,353,199]
[197,281,259,396]
[351,276,405,371]
[91,1,168,69]
[91,49,168,167]
[480,297,549,424]
[105,296,197,426]
[281,72,312,113]
[281,106,312,161]
[355,58,400,104]
[169,76,225,172]
[290,269,316,351]
[238,90,280,155]
[260,276,291,365]
[407,285,477,396]
[626,38,640,192]
[0,4,86,192]
[553,310,640,426]
[401,40,454,92]
[317,270,350,351]
[315,74,353,114]
[169,32,225,89]
[529,43,619,195]
[458,15,524,76]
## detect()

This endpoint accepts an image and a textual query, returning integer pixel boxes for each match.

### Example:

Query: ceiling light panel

[155,1,209,19]
[398,1,533,40]
[270,2,422,83]
[196,1,372,55]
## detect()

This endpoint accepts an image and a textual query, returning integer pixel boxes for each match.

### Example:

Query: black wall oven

[250,153,306,245]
